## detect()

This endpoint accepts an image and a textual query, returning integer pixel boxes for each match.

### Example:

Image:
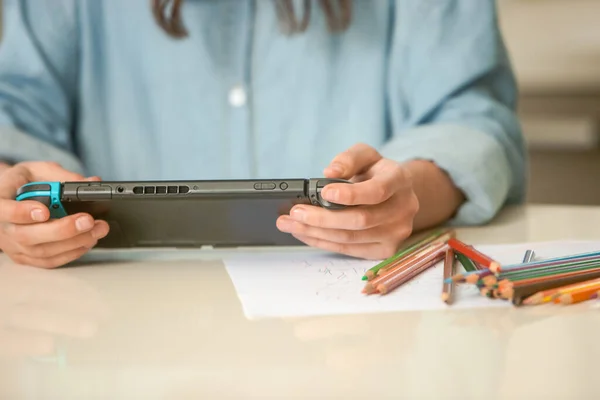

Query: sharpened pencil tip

[361,276,367,281]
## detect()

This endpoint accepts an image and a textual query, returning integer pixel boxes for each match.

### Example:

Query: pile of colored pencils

[362,228,600,308]
[361,228,458,299]
[446,249,600,306]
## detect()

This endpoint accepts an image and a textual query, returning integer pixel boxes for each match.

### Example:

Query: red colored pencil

[447,238,501,273]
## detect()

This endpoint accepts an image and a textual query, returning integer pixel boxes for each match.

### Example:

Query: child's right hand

[0,162,109,268]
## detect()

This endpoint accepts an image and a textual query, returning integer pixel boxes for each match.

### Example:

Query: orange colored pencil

[557,288,600,305]
[362,241,447,294]
[523,276,600,305]
[441,248,456,304]
[551,278,600,303]
[376,231,455,277]
[447,238,500,273]
[377,245,447,295]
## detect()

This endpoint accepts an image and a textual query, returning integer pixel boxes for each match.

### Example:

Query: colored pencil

[377,245,447,295]
[494,260,600,283]
[552,277,600,297]
[455,252,477,273]
[441,248,456,304]
[361,228,452,280]
[363,241,447,294]
[557,289,600,305]
[513,269,600,305]
[447,238,500,272]
[376,233,453,277]
[454,254,600,285]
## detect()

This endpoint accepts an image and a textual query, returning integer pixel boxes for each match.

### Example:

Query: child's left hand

[276,143,419,260]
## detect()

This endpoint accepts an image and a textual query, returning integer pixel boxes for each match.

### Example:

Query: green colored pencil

[456,252,477,273]
[362,228,451,280]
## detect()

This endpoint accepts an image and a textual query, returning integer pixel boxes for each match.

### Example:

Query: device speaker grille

[133,186,143,194]
[156,186,167,194]
[144,186,155,194]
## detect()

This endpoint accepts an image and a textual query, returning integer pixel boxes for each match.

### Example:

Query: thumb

[0,164,33,199]
[324,143,382,179]
[25,161,87,182]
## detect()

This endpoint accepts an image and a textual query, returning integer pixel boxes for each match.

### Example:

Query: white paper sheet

[223,240,600,319]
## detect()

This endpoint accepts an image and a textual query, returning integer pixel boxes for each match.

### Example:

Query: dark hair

[151,0,352,39]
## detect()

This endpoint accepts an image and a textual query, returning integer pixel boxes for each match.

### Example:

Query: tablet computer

[15,178,349,248]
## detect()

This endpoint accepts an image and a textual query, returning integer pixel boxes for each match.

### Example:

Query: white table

[1,204,600,399]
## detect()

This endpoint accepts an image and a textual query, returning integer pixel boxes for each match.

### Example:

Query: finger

[20,161,86,182]
[277,216,406,244]
[322,159,408,206]
[0,199,50,224]
[324,143,382,179]
[288,200,400,230]
[12,246,92,269]
[0,164,32,199]
[8,213,98,246]
[292,234,397,260]
[19,221,108,258]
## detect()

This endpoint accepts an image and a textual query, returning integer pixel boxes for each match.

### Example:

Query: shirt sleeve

[0,0,84,174]
[380,0,527,225]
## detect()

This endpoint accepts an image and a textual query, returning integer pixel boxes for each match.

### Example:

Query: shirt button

[228,85,247,107]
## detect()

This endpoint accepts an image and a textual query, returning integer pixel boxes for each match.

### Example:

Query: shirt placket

[221,0,256,179]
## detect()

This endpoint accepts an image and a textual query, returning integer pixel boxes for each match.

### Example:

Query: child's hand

[276,143,419,260]
[0,162,109,268]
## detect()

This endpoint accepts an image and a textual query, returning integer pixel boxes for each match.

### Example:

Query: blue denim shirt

[0,0,526,225]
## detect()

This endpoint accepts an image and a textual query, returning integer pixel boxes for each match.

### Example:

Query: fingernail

[277,219,292,232]
[76,216,94,232]
[291,208,306,222]
[323,188,339,202]
[92,224,108,239]
[31,209,45,221]
[327,163,344,175]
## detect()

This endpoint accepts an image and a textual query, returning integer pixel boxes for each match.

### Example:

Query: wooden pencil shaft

[511,269,600,305]
[379,252,445,294]
[364,228,451,278]
[379,248,445,288]
[447,238,497,268]
[366,241,447,289]
[501,262,600,282]
[456,252,477,272]
[501,251,600,271]
[512,267,600,288]
[468,253,600,282]
[504,257,600,275]
[379,238,449,275]
[561,290,600,305]
[554,277,600,295]
[473,256,600,282]
[516,272,600,304]
[378,245,448,288]
[442,248,455,303]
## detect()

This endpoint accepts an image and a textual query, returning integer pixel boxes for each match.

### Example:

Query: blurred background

[499,0,600,205]
[0,0,598,205]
